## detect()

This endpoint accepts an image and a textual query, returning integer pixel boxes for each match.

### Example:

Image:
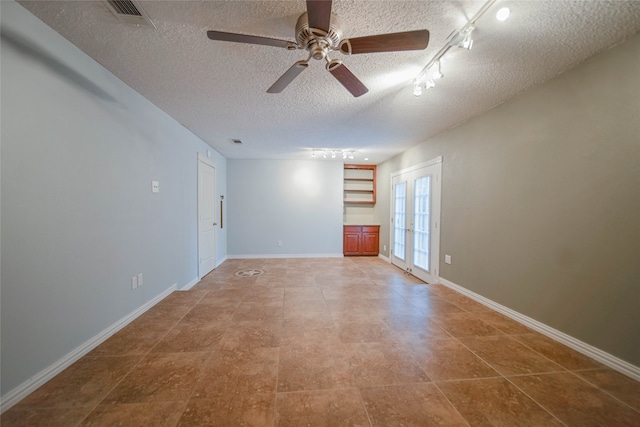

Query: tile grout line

[456,333,569,376]
[564,369,640,415]
[172,348,219,425]
[83,287,223,425]
[355,388,375,427]
[432,382,472,427]
[426,323,568,426]
[69,297,206,426]
[272,285,286,427]
[450,332,570,425]
[501,374,569,427]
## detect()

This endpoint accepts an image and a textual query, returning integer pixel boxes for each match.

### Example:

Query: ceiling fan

[206,0,429,97]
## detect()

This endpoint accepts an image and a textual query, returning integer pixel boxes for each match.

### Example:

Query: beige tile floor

[3,257,640,426]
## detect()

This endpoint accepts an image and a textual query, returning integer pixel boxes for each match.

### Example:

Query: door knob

[213,222,218,226]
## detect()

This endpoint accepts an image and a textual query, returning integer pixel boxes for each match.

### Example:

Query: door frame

[197,153,217,279]
[389,156,442,283]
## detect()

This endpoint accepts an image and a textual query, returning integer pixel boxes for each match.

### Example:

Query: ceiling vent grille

[103,0,155,28]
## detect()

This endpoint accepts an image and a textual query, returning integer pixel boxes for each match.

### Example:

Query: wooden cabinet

[344,164,376,204]
[343,225,380,256]
[343,228,362,255]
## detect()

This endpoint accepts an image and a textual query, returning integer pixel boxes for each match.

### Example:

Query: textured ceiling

[16,0,640,164]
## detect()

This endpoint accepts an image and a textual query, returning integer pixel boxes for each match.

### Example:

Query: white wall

[227,160,343,257]
[344,205,375,225]
[0,1,227,397]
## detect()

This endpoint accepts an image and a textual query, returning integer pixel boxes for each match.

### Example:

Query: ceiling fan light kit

[206,0,430,97]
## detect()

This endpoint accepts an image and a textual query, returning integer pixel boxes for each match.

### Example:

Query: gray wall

[375,34,640,366]
[1,1,227,395]
[227,159,343,256]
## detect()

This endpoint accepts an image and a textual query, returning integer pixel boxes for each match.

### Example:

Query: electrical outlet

[383,245,387,251]
[137,273,143,287]
[277,240,283,247]
[445,254,452,265]
[151,181,159,193]
[131,276,138,290]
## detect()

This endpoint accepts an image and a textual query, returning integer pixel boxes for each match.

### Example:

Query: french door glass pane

[393,182,407,261]
[413,176,431,271]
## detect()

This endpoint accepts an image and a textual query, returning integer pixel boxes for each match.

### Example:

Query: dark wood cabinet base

[343,225,380,256]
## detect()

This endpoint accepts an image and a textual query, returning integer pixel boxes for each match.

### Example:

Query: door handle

[213,222,218,226]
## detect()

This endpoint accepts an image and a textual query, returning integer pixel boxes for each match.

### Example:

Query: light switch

[445,254,452,265]
[151,181,159,193]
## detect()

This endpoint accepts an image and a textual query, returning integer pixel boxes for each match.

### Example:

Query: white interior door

[198,155,217,278]
[390,157,442,284]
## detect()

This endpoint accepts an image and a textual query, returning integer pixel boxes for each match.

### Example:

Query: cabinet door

[344,232,361,255]
[361,232,379,255]
[342,226,362,255]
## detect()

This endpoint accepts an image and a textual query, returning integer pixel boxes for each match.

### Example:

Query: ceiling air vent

[103,0,155,28]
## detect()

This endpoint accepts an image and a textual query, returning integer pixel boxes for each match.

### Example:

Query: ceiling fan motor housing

[295,12,343,58]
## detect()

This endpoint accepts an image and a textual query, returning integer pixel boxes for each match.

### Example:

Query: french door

[391,157,442,284]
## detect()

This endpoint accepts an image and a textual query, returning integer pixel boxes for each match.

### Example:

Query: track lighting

[312,149,357,160]
[433,61,443,79]
[411,0,507,96]
[458,26,474,50]
[413,82,423,97]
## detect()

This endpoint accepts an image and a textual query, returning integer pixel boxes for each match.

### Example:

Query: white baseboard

[438,277,640,382]
[227,253,344,259]
[0,284,177,413]
[216,255,228,267]
[179,277,200,291]
[378,254,390,263]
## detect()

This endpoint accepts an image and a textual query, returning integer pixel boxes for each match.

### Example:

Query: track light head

[458,26,474,50]
[433,61,444,79]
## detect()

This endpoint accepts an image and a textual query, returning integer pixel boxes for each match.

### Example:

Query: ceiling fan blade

[306,0,333,34]
[207,30,296,50]
[326,60,368,97]
[267,61,309,93]
[340,30,429,54]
